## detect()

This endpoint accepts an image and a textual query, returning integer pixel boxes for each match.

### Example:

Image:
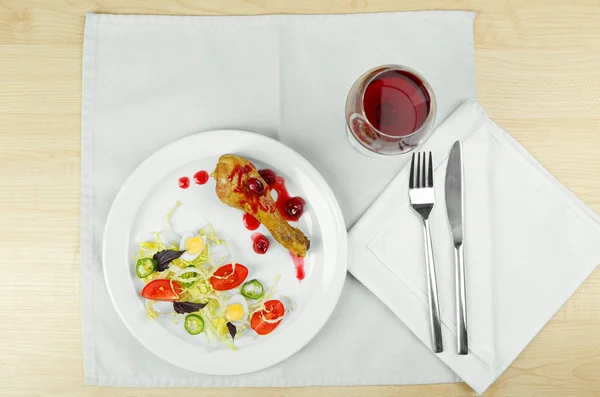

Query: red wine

[363,70,431,137]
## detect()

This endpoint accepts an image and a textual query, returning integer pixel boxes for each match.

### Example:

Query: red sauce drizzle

[270,176,306,222]
[178,176,190,189]
[242,213,261,230]
[229,164,253,190]
[289,252,305,281]
[228,164,275,214]
[194,170,209,185]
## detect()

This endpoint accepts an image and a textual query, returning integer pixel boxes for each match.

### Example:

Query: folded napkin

[81,11,476,387]
[348,100,600,394]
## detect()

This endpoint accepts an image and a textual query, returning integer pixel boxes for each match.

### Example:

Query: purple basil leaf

[227,322,237,340]
[173,301,208,314]
[153,250,185,271]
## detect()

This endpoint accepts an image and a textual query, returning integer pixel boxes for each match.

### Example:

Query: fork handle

[423,219,443,353]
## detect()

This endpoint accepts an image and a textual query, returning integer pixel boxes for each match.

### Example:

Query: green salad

[134,202,293,350]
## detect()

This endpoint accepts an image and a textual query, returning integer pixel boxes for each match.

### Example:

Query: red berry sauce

[228,164,274,214]
[268,175,306,222]
[243,213,261,231]
[289,252,305,281]
[194,170,209,185]
[178,176,190,189]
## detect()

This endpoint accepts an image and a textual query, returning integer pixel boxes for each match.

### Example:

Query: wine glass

[345,65,437,156]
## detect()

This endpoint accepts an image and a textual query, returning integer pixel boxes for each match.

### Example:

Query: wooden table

[1,1,599,396]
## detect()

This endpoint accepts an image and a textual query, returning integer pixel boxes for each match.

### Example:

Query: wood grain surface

[1,0,600,396]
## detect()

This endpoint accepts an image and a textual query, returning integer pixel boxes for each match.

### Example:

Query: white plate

[103,130,347,375]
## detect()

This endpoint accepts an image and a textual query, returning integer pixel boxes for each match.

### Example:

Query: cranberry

[247,178,265,196]
[285,197,306,220]
[258,169,276,186]
[253,235,270,254]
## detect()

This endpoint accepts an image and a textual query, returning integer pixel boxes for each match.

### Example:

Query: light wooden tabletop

[1,0,600,396]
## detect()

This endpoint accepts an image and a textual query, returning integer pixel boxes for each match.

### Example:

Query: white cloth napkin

[348,100,600,394]
[81,11,476,387]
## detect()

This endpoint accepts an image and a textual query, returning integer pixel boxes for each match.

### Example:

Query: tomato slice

[209,263,249,291]
[250,299,285,335]
[141,279,182,301]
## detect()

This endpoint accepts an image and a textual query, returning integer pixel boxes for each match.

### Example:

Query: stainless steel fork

[409,152,443,353]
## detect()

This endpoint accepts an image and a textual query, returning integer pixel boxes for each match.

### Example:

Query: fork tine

[421,152,426,188]
[417,152,421,187]
[428,152,434,188]
[409,153,415,189]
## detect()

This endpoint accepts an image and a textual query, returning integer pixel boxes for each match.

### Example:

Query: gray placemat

[81,11,475,386]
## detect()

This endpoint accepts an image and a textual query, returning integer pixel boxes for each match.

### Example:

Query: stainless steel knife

[445,141,468,355]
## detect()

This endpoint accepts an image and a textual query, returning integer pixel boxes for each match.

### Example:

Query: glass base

[346,123,434,157]
[346,126,385,157]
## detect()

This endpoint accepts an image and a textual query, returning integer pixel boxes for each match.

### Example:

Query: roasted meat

[211,154,310,257]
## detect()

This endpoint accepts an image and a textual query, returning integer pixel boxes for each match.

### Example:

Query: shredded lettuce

[200,223,225,245]
[145,301,160,320]
[264,274,280,300]
[136,232,168,261]
[248,274,281,317]
[165,200,181,222]
[177,244,210,268]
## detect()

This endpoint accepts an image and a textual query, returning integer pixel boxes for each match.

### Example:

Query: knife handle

[423,219,443,353]
[455,244,468,355]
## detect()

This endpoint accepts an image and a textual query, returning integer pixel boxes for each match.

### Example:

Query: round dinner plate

[103,130,347,375]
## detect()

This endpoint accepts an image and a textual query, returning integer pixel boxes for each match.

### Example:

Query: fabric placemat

[81,11,475,386]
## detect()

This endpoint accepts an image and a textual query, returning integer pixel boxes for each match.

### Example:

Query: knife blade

[445,140,468,355]
[445,141,463,246]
